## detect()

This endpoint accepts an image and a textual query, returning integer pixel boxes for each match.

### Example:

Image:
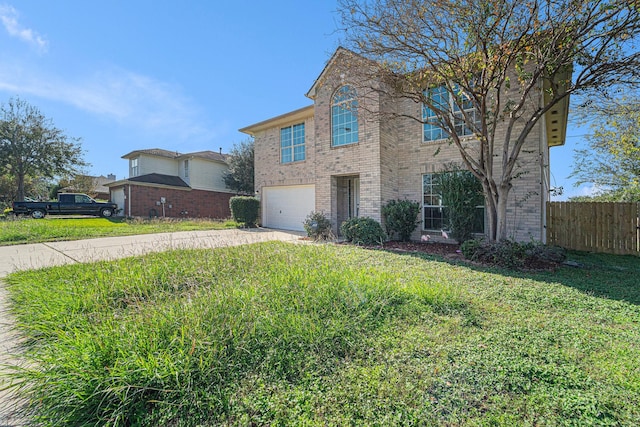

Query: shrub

[460,238,481,258]
[229,196,260,227]
[461,238,567,269]
[435,165,484,243]
[381,199,421,241]
[340,217,386,245]
[303,211,333,241]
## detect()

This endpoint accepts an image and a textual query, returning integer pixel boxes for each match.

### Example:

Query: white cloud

[0,4,221,145]
[0,61,223,143]
[558,183,607,201]
[577,184,606,197]
[0,4,48,51]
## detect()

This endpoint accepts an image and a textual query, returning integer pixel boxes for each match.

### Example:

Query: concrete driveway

[0,228,303,426]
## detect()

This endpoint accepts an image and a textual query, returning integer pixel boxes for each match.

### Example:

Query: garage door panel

[263,185,315,231]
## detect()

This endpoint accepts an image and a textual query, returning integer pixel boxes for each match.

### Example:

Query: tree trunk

[482,181,498,241]
[496,184,512,241]
[17,173,25,202]
[482,180,513,241]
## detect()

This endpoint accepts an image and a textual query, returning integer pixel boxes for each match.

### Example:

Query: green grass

[0,216,239,245]
[4,242,640,426]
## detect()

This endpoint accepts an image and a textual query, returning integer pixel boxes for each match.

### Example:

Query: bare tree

[337,0,640,240]
[0,97,88,201]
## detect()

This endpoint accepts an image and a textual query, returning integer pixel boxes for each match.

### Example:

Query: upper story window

[184,159,189,178]
[280,123,305,163]
[332,85,359,147]
[423,84,480,142]
[422,86,448,142]
[131,158,139,177]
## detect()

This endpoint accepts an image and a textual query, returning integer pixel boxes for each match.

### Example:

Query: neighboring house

[240,48,568,240]
[106,149,234,219]
[62,174,116,200]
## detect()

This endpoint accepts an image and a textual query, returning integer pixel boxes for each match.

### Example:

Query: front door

[336,175,360,231]
[351,177,360,218]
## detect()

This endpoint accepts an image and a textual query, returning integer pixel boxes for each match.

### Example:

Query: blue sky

[0,1,586,199]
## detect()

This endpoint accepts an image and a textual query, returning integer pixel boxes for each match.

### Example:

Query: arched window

[331,85,359,146]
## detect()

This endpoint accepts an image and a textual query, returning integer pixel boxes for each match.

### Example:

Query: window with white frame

[184,159,189,178]
[422,86,448,142]
[422,173,484,232]
[423,173,447,230]
[280,123,305,163]
[423,84,480,142]
[332,85,359,146]
[131,158,139,177]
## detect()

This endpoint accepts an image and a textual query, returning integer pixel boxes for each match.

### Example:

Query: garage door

[262,185,315,231]
[110,187,125,216]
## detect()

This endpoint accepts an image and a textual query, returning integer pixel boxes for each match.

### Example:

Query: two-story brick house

[106,148,235,219]
[240,48,567,240]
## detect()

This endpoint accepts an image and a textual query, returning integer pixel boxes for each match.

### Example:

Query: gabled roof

[182,150,227,162]
[122,148,179,159]
[306,47,359,100]
[106,173,190,189]
[243,46,570,148]
[128,173,189,187]
[239,105,314,136]
[306,47,569,147]
[121,149,227,163]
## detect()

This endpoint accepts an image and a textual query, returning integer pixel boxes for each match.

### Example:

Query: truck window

[75,195,92,203]
[58,194,73,203]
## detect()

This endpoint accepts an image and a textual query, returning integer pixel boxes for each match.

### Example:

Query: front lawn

[4,242,639,425]
[0,216,239,245]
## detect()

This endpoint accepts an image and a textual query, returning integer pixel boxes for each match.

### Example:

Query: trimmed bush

[303,211,333,241]
[461,238,567,269]
[229,196,259,227]
[340,217,386,245]
[382,199,421,241]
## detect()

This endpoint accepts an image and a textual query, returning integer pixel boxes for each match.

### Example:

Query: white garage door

[262,185,315,231]
[110,187,125,216]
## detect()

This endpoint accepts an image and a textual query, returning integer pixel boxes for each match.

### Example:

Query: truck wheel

[100,208,114,218]
[31,209,46,219]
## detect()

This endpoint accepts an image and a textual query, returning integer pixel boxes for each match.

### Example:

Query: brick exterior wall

[391,94,547,241]
[115,184,233,219]
[251,50,552,242]
[253,116,316,190]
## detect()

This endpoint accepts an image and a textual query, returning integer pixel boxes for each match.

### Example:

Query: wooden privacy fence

[546,202,640,255]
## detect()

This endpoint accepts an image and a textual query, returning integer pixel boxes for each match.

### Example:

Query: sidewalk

[0,228,304,426]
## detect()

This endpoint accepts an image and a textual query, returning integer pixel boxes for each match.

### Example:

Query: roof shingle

[127,173,189,187]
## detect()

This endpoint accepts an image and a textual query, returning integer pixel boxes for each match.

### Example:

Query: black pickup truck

[12,193,119,219]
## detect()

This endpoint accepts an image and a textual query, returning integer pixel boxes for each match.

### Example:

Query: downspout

[128,185,131,217]
[539,79,548,244]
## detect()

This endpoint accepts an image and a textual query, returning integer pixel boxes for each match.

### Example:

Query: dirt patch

[336,240,465,261]
[341,240,562,271]
[379,241,462,257]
